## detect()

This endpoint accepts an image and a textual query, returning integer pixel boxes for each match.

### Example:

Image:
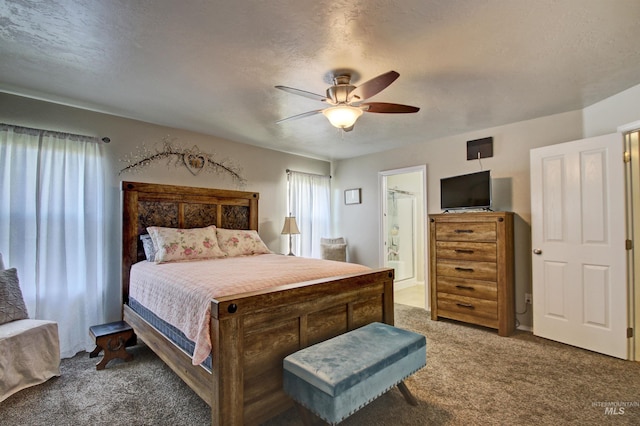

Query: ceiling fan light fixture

[276,70,419,129]
[322,105,363,129]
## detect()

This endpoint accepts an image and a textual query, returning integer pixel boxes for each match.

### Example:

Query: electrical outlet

[525,293,533,304]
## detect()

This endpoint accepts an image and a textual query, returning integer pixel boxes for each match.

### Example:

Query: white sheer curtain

[0,124,106,358]
[288,171,331,258]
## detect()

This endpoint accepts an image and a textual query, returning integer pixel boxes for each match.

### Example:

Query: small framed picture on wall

[344,188,361,205]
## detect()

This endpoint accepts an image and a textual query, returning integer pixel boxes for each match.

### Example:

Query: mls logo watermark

[592,401,639,415]
[604,406,625,415]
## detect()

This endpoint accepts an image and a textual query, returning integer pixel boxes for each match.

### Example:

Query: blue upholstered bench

[283,322,426,425]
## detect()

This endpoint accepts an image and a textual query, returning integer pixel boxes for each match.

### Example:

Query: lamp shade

[322,105,364,129]
[281,216,300,235]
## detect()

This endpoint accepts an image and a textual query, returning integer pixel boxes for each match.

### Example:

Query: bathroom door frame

[379,165,428,308]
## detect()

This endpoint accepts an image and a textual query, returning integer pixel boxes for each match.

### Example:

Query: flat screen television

[440,170,492,211]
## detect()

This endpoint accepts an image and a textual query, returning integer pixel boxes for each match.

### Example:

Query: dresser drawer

[436,260,497,281]
[436,293,497,321]
[436,241,497,262]
[436,276,497,300]
[435,222,496,242]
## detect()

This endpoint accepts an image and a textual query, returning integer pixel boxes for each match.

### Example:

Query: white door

[530,133,628,359]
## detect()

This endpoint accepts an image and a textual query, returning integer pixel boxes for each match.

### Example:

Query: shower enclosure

[378,166,429,309]
[380,166,427,309]
[387,188,416,282]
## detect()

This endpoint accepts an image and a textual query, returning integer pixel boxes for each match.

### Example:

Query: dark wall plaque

[467,137,493,160]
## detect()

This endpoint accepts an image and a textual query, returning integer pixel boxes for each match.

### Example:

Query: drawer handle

[456,303,475,309]
[455,249,474,254]
[455,285,475,291]
[455,267,475,273]
[454,229,474,233]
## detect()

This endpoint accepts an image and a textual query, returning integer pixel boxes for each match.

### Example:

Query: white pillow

[216,228,272,257]
[147,225,227,264]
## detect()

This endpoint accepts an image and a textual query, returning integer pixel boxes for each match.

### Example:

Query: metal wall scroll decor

[119,136,246,186]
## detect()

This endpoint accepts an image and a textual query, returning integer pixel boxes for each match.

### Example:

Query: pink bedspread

[129,254,370,365]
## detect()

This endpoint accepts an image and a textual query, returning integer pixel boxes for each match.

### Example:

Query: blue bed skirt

[129,297,213,371]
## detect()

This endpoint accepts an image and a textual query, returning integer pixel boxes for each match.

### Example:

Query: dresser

[429,211,514,336]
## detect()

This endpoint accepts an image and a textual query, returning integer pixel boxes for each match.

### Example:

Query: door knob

[533,248,542,255]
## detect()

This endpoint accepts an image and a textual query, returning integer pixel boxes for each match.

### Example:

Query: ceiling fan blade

[361,102,420,114]
[275,109,323,124]
[275,85,327,102]
[349,71,400,102]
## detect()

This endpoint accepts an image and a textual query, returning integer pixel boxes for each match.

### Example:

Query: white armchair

[0,255,60,402]
[320,237,347,262]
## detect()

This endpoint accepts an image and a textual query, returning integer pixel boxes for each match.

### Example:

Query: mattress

[129,254,370,365]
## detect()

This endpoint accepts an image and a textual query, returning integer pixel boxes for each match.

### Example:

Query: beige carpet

[1,304,639,425]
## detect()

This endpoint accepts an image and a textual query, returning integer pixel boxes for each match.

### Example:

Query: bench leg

[398,381,418,406]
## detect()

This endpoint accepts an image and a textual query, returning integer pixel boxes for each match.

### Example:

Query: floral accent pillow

[216,228,272,257]
[147,225,227,264]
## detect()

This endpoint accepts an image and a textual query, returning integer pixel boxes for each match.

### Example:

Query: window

[287,170,331,258]
[0,124,106,357]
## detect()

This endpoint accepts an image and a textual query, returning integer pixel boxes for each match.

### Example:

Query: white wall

[0,92,330,321]
[583,83,640,137]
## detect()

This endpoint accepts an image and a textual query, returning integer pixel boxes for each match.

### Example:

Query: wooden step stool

[89,321,134,370]
[283,322,426,425]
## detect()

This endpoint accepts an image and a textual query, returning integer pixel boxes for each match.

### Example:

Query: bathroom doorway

[379,166,427,309]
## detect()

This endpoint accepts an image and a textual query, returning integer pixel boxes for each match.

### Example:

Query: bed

[121,181,395,426]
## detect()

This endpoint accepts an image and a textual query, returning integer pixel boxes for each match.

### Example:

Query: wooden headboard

[121,181,259,303]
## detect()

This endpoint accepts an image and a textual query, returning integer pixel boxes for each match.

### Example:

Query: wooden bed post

[383,272,395,325]
[121,186,138,304]
[249,196,258,231]
[211,304,244,426]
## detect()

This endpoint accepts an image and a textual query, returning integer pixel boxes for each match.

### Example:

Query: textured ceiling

[1,0,640,160]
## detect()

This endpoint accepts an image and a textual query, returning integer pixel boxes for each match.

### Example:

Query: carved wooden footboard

[211,269,394,425]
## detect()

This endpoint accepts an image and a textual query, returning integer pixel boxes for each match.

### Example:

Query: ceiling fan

[275,70,419,132]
